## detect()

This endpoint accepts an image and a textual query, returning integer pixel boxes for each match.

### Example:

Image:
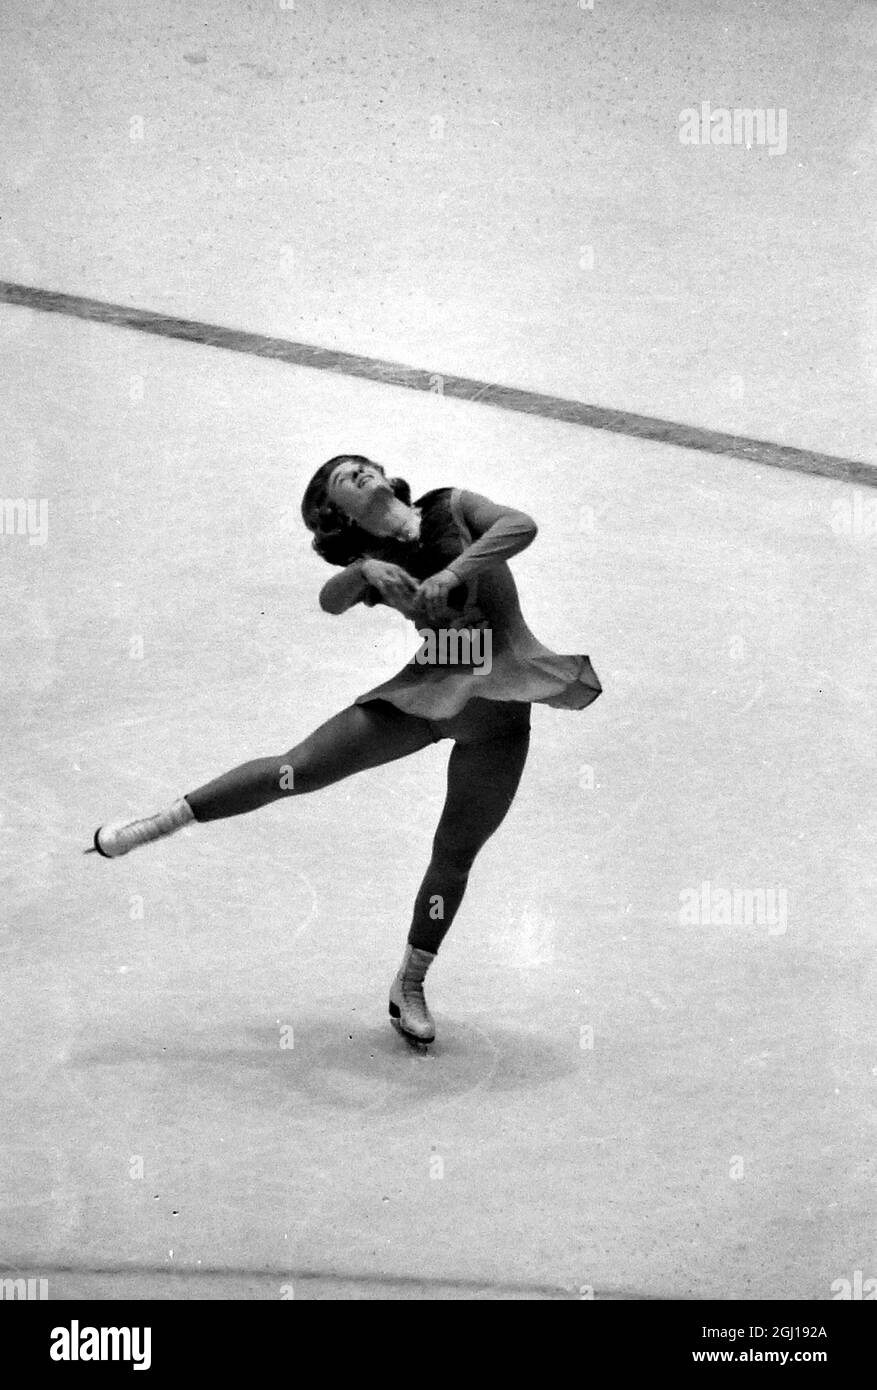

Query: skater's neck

[362,496,421,544]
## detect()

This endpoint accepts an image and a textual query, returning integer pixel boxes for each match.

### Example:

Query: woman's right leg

[186,700,434,821]
[91,700,434,857]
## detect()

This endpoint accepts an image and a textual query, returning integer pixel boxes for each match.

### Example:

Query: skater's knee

[431,829,479,879]
[276,743,331,795]
[275,750,310,794]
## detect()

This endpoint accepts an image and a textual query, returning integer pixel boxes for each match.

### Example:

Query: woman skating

[89,456,601,1046]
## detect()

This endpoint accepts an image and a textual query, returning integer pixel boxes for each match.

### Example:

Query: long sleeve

[444,489,538,584]
[319,558,371,613]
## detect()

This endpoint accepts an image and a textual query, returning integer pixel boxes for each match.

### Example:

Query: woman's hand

[415,569,460,624]
[361,558,420,615]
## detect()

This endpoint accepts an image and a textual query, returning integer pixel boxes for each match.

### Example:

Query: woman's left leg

[389,712,531,1040]
[406,720,531,955]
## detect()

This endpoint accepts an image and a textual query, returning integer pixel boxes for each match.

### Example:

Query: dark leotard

[355,487,602,721]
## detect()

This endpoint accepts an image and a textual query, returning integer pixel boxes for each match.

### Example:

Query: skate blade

[85,829,111,858]
[389,1016,433,1052]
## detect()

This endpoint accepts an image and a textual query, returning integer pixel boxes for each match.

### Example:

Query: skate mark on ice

[0,281,873,489]
[60,1016,575,1122]
[0,1259,686,1299]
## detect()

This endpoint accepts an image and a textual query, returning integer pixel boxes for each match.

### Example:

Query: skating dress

[353,487,602,721]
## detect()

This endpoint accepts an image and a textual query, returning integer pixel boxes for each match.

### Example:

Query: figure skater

[89,456,601,1046]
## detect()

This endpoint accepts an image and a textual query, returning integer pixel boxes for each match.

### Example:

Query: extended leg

[91,701,433,856]
[186,700,433,821]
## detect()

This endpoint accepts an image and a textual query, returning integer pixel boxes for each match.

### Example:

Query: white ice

[0,0,874,1299]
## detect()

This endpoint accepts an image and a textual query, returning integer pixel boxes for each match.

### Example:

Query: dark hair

[301,455,413,566]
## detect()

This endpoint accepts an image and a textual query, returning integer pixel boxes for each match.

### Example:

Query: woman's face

[328,459,392,523]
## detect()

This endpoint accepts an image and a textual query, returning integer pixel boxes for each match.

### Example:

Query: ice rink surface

[1,0,875,1299]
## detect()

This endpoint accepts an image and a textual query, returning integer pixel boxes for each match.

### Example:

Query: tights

[185,699,531,954]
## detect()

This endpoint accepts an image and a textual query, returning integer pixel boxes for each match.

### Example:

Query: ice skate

[87,798,195,858]
[389,944,436,1046]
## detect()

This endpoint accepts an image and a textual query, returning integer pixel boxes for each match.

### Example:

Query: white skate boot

[389,944,437,1045]
[88,798,195,858]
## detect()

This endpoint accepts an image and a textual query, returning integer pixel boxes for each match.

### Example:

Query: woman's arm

[444,489,538,584]
[319,559,370,614]
[319,557,420,615]
[415,490,538,621]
